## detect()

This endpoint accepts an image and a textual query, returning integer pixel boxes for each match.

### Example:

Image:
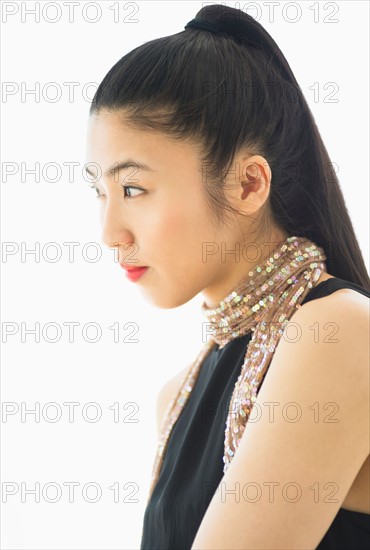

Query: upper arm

[156,363,192,438]
[191,290,370,550]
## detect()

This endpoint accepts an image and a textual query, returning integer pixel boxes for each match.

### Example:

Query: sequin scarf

[146,235,327,502]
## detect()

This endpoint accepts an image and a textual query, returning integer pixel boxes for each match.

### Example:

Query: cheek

[160,200,210,236]
[152,206,218,268]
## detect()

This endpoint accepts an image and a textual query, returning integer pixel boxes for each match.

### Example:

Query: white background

[1,1,369,549]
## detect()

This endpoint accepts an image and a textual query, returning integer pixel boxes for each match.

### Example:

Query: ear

[225,154,271,214]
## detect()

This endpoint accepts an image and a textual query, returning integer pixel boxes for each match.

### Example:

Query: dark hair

[90,4,370,290]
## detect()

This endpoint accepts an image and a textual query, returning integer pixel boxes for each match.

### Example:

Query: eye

[121,185,145,199]
[87,183,145,199]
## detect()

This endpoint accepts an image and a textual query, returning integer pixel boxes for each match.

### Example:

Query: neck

[201,228,289,309]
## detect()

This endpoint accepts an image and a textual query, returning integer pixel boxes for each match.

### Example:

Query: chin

[140,288,196,310]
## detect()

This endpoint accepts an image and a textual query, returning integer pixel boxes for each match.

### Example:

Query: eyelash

[89,184,144,199]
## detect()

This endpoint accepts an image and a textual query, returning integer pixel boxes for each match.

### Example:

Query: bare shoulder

[284,275,369,385]
[156,362,192,437]
[290,274,369,344]
[307,272,369,309]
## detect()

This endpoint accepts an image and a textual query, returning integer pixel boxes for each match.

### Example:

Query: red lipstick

[120,263,149,282]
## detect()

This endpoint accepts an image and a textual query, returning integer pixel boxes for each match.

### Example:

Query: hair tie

[184,14,294,83]
[184,18,225,35]
[184,16,265,49]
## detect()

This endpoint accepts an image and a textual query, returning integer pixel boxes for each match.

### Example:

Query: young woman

[85,5,370,549]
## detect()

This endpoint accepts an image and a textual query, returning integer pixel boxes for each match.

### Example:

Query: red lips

[120,263,149,282]
[120,262,148,271]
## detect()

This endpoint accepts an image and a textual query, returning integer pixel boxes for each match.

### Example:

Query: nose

[100,199,134,258]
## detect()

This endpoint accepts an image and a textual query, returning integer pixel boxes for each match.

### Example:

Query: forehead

[85,110,201,174]
[86,111,152,158]
[85,111,205,182]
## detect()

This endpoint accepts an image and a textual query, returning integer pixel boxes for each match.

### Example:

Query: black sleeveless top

[140,277,370,550]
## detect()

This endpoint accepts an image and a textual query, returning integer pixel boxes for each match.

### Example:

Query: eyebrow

[84,160,155,179]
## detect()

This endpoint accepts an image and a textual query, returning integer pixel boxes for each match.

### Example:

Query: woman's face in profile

[85,110,245,309]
